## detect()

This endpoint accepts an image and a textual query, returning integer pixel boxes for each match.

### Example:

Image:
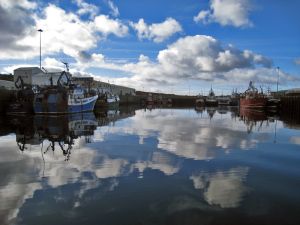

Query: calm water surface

[0,107,300,225]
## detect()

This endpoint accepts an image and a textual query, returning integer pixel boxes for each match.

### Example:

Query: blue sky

[0,0,299,94]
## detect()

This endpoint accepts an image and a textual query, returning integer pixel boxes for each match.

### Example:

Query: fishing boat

[34,71,98,114]
[240,81,267,108]
[230,89,239,106]
[195,94,205,106]
[95,88,120,108]
[146,93,154,105]
[217,95,231,105]
[266,87,281,109]
[205,87,218,106]
[6,76,35,114]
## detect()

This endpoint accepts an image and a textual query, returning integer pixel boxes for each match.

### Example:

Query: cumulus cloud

[130,18,182,43]
[0,0,36,10]
[194,0,254,27]
[157,35,271,73]
[0,3,129,60]
[2,30,297,93]
[80,35,279,90]
[93,15,128,37]
[24,35,296,93]
[0,0,36,54]
[73,0,99,18]
[107,0,120,17]
[34,5,97,57]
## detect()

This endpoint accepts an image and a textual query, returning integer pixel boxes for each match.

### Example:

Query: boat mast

[276,66,280,93]
[37,29,43,69]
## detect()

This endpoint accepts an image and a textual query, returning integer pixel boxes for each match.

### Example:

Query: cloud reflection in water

[0,108,285,224]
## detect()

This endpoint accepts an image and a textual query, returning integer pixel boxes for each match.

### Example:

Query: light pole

[37,29,43,69]
[276,66,280,93]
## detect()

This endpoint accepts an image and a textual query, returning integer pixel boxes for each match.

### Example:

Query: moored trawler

[217,95,231,105]
[195,94,205,106]
[266,87,281,109]
[34,71,98,114]
[146,93,154,105]
[205,87,218,106]
[240,81,267,108]
[230,89,239,106]
[95,87,120,108]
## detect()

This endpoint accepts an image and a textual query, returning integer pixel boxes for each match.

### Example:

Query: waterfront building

[72,76,136,96]
[14,67,69,88]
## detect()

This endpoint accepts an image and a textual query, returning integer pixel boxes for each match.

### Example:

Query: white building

[13,67,136,95]
[14,67,68,89]
[72,77,135,96]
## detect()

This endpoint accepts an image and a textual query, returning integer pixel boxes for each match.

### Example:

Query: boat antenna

[61,61,69,72]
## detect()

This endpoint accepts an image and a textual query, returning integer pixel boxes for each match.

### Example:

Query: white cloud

[103,35,277,89]
[2,31,297,93]
[194,0,254,27]
[0,0,37,10]
[107,0,119,17]
[73,0,99,19]
[131,18,182,43]
[0,0,37,57]
[157,35,271,73]
[34,5,97,57]
[0,3,129,60]
[93,15,128,37]
[31,35,295,93]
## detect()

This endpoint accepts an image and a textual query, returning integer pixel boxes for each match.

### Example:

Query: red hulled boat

[240,81,267,108]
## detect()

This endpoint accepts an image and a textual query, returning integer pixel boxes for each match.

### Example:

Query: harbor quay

[1,68,300,114]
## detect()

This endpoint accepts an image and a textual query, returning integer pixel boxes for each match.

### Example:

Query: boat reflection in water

[239,107,269,133]
[11,107,137,158]
[0,107,300,225]
[12,113,98,160]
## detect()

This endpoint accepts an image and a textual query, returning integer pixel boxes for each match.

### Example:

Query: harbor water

[0,107,299,225]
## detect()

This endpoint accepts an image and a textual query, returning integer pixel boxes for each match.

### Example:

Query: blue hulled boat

[34,71,98,114]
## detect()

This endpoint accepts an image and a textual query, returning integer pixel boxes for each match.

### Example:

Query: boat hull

[34,95,98,114]
[218,101,230,106]
[230,98,239,106]
[195,99,205,106]
[266,98,281,109]
[240,98,267,108]
[205,100,218,107]
[239,107,267,121]
[95,98,120,109]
